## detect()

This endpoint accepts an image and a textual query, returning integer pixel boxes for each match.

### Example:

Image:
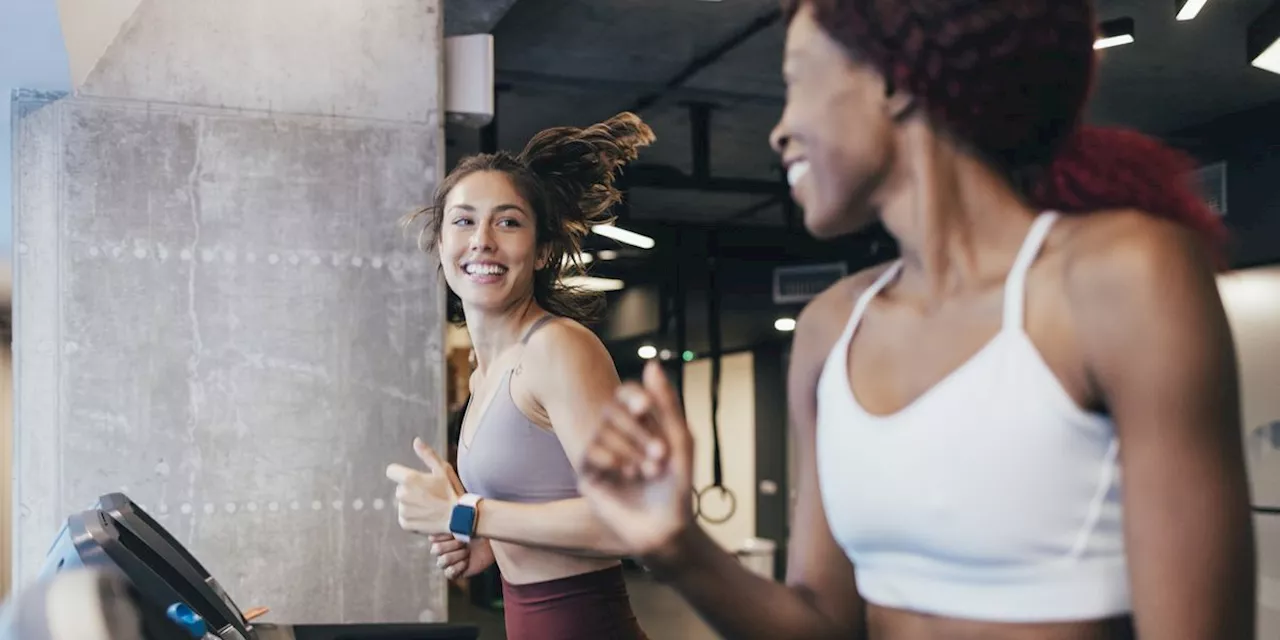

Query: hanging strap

[707,232,725,490]
[693,229,736,524]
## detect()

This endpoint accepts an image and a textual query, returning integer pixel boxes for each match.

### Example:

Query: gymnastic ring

[694,485,737,524]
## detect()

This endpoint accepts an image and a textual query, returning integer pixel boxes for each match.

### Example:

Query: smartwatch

[449,493,483,543]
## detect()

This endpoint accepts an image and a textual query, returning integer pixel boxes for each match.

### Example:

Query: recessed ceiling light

[1249,1,1280,75]
[638,345,657,359]
[1176,0,1209,21]
[597,250,619,261]
[1094,17,1135,49]
[774,317,797,332]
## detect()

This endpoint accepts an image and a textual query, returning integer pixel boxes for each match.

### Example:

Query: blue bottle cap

[166,603,209,639]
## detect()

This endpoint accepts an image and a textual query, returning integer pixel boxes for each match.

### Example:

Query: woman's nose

[468,225,494,252]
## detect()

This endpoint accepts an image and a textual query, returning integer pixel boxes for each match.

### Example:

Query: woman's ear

[535,245,551,271]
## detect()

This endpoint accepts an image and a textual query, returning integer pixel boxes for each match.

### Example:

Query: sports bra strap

[842,260,903,341]
[520,314,557,345]
[1002,212,1060,331]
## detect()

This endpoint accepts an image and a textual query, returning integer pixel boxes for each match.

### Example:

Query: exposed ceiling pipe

[625,7,782,114]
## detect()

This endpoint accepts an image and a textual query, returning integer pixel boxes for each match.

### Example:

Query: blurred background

[2,0,1279,638]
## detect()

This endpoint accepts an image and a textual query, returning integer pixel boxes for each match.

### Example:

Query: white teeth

[465,263,507,276]
[787,161,810,187]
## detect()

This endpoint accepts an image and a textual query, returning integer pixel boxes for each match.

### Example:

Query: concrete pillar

[12,0,448,624]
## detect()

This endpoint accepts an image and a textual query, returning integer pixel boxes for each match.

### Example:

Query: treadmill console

[40,493,479,640]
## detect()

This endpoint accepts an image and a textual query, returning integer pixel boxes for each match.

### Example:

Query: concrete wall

[12,0,449,624]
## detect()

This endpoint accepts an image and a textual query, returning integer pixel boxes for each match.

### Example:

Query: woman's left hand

[386,438,463,536]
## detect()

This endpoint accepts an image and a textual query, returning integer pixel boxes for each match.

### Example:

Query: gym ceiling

[443,0,1280,368]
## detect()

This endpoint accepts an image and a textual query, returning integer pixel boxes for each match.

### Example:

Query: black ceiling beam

[494,70,784,108]
[689,102,714,182]
[625,8,783,114]
[620,164,785,196]
[724,195,785,223]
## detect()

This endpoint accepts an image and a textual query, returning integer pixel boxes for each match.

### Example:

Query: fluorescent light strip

[1095,17,1135,50]
[1253,38,1280,74]
[1176,0,1208,21]
[562,252,594,267]
[592,225,655,249]
[1094,34,1134,49]
[561,275,625,292]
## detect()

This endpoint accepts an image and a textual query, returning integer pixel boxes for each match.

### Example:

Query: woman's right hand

[578,361,696,558]
[429,534,495,580]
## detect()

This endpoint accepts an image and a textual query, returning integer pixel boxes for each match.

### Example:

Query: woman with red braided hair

[576,1,1257,639]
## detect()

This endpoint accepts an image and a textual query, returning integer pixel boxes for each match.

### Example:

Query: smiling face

[438,170,546,315]
[770,3,900,239]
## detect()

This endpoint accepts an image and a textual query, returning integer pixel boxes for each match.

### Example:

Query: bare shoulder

[1054,209,1219,311]
[520,316,616,377]
[1052,210,1231,409]
[788,260,898,427]
[794,260,897,355]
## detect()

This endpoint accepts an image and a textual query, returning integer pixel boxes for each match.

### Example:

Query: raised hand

[428,533,496,581]
[386,438,462,536]
[578,361,696,556]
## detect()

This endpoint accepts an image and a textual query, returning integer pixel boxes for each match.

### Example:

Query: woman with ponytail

[577,2,1256,639]
[386,113,654,640]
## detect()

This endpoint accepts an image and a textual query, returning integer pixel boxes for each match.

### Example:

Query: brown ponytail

[404,112,656,325]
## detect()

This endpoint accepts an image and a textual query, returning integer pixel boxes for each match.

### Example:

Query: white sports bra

[816,212,1131,623]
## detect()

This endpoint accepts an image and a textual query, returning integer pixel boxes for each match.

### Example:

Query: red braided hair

[782,0,1227,264]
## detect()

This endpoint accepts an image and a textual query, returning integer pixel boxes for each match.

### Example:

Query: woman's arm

[1070,215,1256,639]
[635,285,866,639]
[575,276,874,639]
[471,498,628,557]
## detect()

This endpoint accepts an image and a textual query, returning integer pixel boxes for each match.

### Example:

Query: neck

[877,122,1040,300]
[463,296,543,373]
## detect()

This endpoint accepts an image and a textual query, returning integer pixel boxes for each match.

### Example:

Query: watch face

[448,505,475,536]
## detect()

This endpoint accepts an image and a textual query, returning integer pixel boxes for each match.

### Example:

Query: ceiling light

[1249,2,1280,75]
[659,349,673,361]
[638,345,657,359]
[1176,0,1209,21]
[1094,17,1135,49]
[592,224,655,249]
[561,275,625,292]
[597,250,618,261]
[774,317,797,332]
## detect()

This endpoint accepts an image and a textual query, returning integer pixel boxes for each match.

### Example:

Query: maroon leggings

[501,565,649,640]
